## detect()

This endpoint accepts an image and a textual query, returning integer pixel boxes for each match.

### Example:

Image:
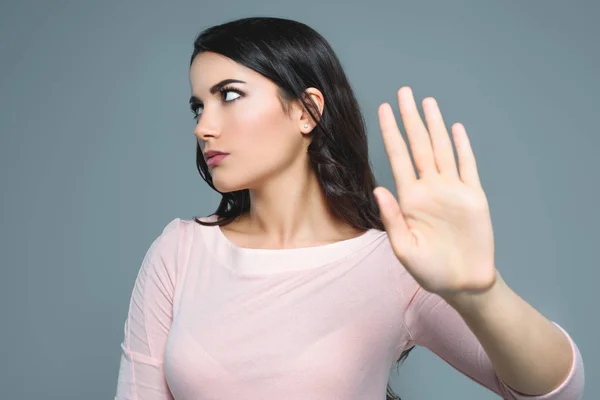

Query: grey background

[0,0,597,399]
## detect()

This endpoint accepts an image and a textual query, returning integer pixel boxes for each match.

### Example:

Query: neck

[242,165,353,247]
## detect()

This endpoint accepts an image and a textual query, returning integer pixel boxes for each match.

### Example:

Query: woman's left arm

[401,272,585,399]
[444,270,578,395]
[374,86,585,398]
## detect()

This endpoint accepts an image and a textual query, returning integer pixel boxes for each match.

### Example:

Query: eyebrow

[189,79,247,104]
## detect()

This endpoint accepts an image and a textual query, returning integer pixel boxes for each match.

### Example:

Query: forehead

[189,52,250,90]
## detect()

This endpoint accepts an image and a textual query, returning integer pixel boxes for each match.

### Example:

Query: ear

[297,87,324,134]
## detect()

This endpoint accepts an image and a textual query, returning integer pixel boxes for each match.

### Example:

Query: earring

[304,124,309,129]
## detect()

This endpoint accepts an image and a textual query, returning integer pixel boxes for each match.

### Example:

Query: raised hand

[374,87,497,298]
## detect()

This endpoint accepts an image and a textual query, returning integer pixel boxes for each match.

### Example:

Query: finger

[452,123,481,188]
[373,186,410,252]
[397,87,437,178]
[378,102,417,195]
[422,97,458,178]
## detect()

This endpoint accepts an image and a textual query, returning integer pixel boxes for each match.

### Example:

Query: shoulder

[142,217,198,278]
[159,216,218,259]
[156,217,199,245]
[152,217,184,251]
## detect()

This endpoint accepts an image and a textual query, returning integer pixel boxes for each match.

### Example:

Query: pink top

[115,216,585,400]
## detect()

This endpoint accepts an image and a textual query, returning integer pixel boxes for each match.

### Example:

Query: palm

[374,87,496,298]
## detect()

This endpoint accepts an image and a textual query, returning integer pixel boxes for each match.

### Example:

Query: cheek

[210,98,301,192]
[229,99,294,153]
[229,104,263,129]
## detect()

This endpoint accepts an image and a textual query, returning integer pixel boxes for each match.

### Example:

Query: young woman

[115,17,584,400]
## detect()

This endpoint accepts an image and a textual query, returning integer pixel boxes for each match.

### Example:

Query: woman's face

[189,51,309,193]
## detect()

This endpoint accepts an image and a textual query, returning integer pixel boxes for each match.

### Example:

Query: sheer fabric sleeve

[403,284,585,399]
[115,218,181,400]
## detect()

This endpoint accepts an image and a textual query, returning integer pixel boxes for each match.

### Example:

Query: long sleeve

[115,218,182,400]
[403,285,585,399]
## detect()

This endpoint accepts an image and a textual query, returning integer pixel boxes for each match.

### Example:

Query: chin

[210,163,273,194]
[211,174,249,194]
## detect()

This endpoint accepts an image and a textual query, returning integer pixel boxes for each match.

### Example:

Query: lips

[204,150,229,161]
[204,151,229,167]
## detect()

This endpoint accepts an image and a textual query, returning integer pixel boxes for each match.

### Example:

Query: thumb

[373,186,410,252]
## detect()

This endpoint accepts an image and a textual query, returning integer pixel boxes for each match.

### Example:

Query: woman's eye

[222,89,242,102]
[191,88,243,121]
[192,106,202,120]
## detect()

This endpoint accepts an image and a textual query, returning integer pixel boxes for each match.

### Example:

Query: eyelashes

[191,86,244,121]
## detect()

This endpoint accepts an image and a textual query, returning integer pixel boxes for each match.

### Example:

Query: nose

[193,110,222,141]
[194,124,221,142]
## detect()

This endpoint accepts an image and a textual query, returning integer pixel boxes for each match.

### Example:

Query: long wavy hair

[189,16,415,399]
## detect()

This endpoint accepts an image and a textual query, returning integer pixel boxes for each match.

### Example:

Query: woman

[115,17,584,400]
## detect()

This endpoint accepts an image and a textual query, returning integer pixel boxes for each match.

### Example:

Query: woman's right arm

[115,219,181,400]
